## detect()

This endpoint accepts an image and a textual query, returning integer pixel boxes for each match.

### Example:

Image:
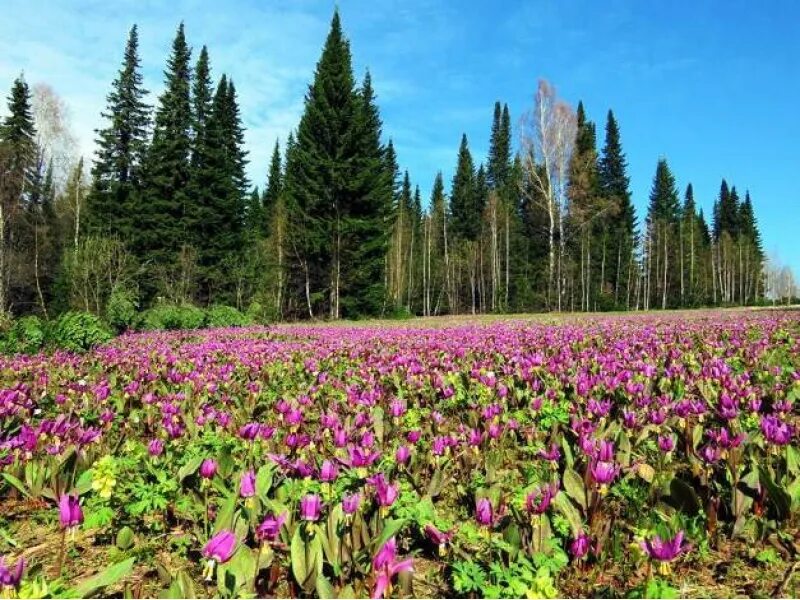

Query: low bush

[49,311,113,352]
[3,315,46,354]
[106,285,138,333]
[135,303,206,331]
[205,304,251,328]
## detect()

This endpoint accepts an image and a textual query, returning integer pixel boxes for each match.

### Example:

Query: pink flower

[256,512,287,543]
[319,460,338,483]
[239,470,256,498]
[58,493,83,530]
[203,530,237,563]
[475,498,494,527]
[200,458,218,479]
[0,555,25,590]
[342,492,362,515]
[570,532,591,560]
[300,494,323,521]
[371,538,413,599]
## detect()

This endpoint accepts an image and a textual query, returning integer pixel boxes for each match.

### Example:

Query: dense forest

[0,11,793,323]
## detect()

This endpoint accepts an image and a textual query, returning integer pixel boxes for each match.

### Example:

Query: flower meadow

[1,311,799,598]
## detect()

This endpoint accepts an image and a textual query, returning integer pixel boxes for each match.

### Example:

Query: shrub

[4,315,46,354]
[50,311,113,352]
[136,304,206,331]
[106,285,138,333]
[205,305,251,328]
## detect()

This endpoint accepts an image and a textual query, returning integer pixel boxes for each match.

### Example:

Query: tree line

[0,10,783,322]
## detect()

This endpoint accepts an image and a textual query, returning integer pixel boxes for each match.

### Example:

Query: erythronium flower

[376,479,399,513]
[319,459,338,483]
[58,493,83,532]
[589,460,618,494]
[371,538,413,599]
[239,470,256,499]
[256,512,287,545]
[424,524,454,555]
[0,555,25,591]
[342,492,362,516]
[475,498,494,527]
[640,530,690,575]
[570,532,591,560]
[300,494,323,522]
[395,445,411,465]
[202,530,237,580]
[200,458,218,480]
[147,438,164,457]
[657,434,675,453]
[761,415,793,446]
[525,482,558,516]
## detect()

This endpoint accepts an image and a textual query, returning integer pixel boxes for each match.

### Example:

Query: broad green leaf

[562,469,587,511]
[177,456,204,482]
[374,518,406,551]
[2,473,30,498]
[553,492,582,537]
[70,557,135,598]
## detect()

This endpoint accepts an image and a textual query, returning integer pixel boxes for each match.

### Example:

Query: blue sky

[1,0,798,275]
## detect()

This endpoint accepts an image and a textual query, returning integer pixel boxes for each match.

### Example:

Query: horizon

[1,0,797,276]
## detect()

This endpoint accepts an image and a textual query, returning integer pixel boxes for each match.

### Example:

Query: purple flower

[424,524,454,554]
[761,415,793,446]
[319,460,338,483]
[204,530,237,563]
[202,530,237,579]
[342,492,362,515]
[526,482,558,515]
[570,532,591,560]
[376,479,399,509]
[200,458,218,480]
[657,435,675,453]
[147,438,164,457]
[300,494,323,521]
[239,422,261,440]
[0,556,25,590]
[395,445,411,465]
[475,498,494,527]
[641,530,690,574]
[590,460,618,490]
[371,538,414,599]
[58,493,83,530]
[0,555,25,590]
[256,512,287,543]
[239,470,256,498]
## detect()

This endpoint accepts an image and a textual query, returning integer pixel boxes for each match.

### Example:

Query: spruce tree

[137,22,192,275]
[449,134,477,241]
[263,140,282,228]
[487,102,511,189]
[88,25,150,239]
[647,159,680,223]
[186,45,213,249]
[284,9,389,318]
[598,110,635,235]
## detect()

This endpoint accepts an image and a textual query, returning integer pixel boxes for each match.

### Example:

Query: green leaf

[70,558,135,598]
[75,469,94,495]
[256,465,274,499]
[212,492,238,534]
[374,518,406,551]
[553,492,582,537]
[562,469,587,511]
[2,473,29,498]
[291,527,308,589]
[116,526,135,550]
[316,574,336,599]
[667,477,701,515]
[759,466,791,521]
[787,446,800,477]
[178,456,204,483]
